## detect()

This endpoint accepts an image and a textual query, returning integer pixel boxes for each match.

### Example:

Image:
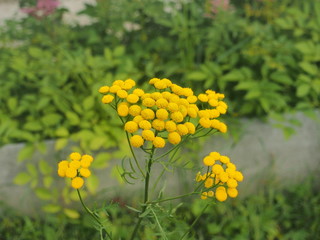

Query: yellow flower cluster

[57,152,93,189]
[196,152,243,202]
[99,78,228,148]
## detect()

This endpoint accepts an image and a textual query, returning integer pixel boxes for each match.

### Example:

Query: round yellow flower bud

[182,87,193,97]
[80,168,91,178]
[165,120,177,132]
[113,80,124,87]
[156,98,169,108]
[124,78,136,87]
[141,109,155,120]
[69,160,81,169]
[167,102,179,112]
[124,121,139,133]
[154,80,167,90]
[201,192,208,200]
[117,89,128,99]
[130,135,144,148]
[227,188,238,198]
[162,78,172,87]
[219,171,229,183]
[218,101,228,109]
[168,132,181,145]
[212,164,223,174]
[215,188,228,202]
[153,137,165,148]
[133,115,144,123]
[71,177,84,189]
[184,122,195,134]
[199,118,211,128]
[117,104,129,117]
[226,168,236,178]
[129,105,142,116]
[220,155,230,164]
[156,109,169,120]
[142,98,156,107]
[109,85,121,93]
[127,94,140,104]
[82,154,93,162]
[80,158,91,168]
[141,93,151,100]
[58,168,66,177]
[58,160,69,170]
[133,88,145,97]
[217,106,227,114]
[203,156,215,166]
[218,122,227,133]
[99,86,109,94]
[65,167,77,178]
[176,124,188,136]
[196,172,203,182]
[142,130,155,141]
[179,105,188,117]
[234,171,244,182]
[169,94,180,104]
[150,92,163,100]
[198,110,210,118]
[208,190,214,197]
[139,120,152,130]
[187,107,198,118]
[210,152,221,160]
[162,91,172,100]
[70,152,81,161]
[209,109,220,118]
[198,93,208,102]
[211,119,220,129]
[204,178,214,188]
[171,84,184,95]
[170,111,184,123]
[227,178,238,188]
[227,162,236,170]
[187,95,197,103]
[208,98,218,107]
[152,119,165,131]
[102,95,114,104]
[149,78,161,85]
[178,99,189,107]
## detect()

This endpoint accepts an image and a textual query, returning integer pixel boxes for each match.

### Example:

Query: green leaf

[28,47,42,58]
[13,172,32,185]
[235,81,258,90]
[83,96,95,111]
[42,204,61,213]
[64,208,80,219]
[283,126,296,140]
[43,176,53,188]
[245,90,261,100]
[35,188,53,200]
[23,121,43,131]
[91,152,111,169]
[55,138,68,151]
[41,113,62,127]
[299,62,318,75]
[186,71,207,81]
[296,84,310,97]
[55,127,69,137]
[18,145,35,162]
[7,97,18,111]
[270,72,293,85]
[113,45,125,57]
[39,160,52,175]
[86,174,99,194]
[66,111,80,126]
[221,70,243,82]
[89,136,106,151]
[27,163,38,177]
[295,41,314,55]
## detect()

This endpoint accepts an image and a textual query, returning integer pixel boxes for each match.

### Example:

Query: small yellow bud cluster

[57,152,93,189]
[99,78,228,148]
[196,152,243,202]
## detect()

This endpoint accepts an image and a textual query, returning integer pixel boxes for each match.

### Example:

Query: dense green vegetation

[1,178,319,239]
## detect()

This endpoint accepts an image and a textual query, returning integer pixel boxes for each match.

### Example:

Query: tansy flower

[142,130,155,141]
[168,132,181,145]
[70,152,81,161]
[156,98,169,108]
[156,109,169,120]
[80,168,91,178]
[102,95,114,104]
[142,98,156,107]
[198,93,208,102]
[184,122,195,134]
[150,92,163,100]
[153,137,165,148]
[127,94,140,104]
[71,177,84,189]
[199,118,211,128]
[176,124,188,136]
[124,121,139,133]
[165,120,177,132]
[117,89,128,99]
[152,119,165,131]
[99,86,109,94]
[109,85,121,93]
[133,88,145,96]
[130,135,144,148]
[149,78,161,85]
[141,109,155,120]
[129,105,142,116]
[117,104,129,117]
[170,111,184,123]
[139,120,152,130]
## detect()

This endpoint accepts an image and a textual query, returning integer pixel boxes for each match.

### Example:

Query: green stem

[77,190,113,240]
[130,146,155,240]
[180,204,210,240]
[147,192,199,204]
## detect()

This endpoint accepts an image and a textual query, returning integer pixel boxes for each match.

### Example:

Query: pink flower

[205,0,234,17]
[21,0,59,19]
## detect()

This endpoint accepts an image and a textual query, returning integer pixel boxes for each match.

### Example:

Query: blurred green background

[0,0,319,239]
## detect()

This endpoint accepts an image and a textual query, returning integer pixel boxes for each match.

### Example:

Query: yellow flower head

[152,119,165,131]
[168,132,181,145]
[154,80,167,90]
[99,86,109,94]
[150,92,163,100]
[184,122,195,134]
[198,93,208,102]
[133,115,144,124]
[139,120,152,130]
[170,111,184,123]
[165,120,177,132]
[124,121,139,133]
[130,135,144,148]
[142,98,156,108]
[69,160,81,169]
[176,124,188,136]
[127,94,140,104]
[71,177,84,189]
[149,78,161,85]
[199,118,211,128]
[102,95,115,104]
[133,88,145,97]
[215,188,227,202]
[80,168,91,178]
[156,98,169,108]
[117,89,128,99]
[142,129,155,141]
[156,109,169,120]
[109,85,121,93]
[65,167,77,178]
[70,152,81,161]
[153,137,165,148]
[167,102,179,112]
[227,188,238,198]
[129,105,142,116]
[117,104,129,117]
[141,109,155,120]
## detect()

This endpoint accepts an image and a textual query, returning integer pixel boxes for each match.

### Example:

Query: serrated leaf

[86,174,99,194]
[35,188,53,200]
[296,84,310,97]
[55,138,68,151]
[64,208,80,219]
[42,204,61,213]
[13,172,32,185]
[18,145,35,162]
[39,160,52,175]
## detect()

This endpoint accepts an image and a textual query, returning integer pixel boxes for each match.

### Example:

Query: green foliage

[1,178,319,239]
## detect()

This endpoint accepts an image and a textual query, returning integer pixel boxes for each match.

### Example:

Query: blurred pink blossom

[21,0,59,19]
[206,0,233,17]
